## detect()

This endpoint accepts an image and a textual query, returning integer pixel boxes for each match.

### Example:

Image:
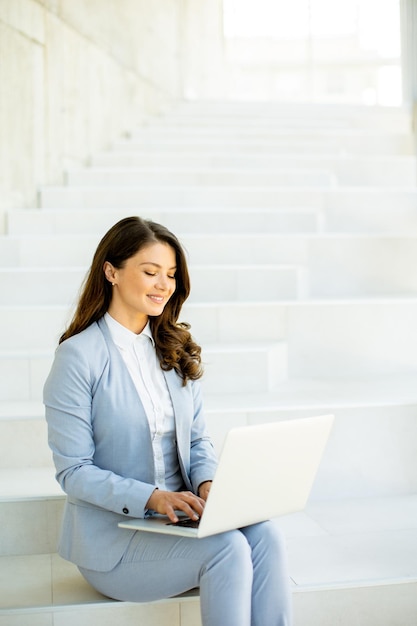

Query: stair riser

[0,419,51,468]
[2,301,417,401]
[291,582,417,626]
[4,234,312,268]
[39,187,417,211]
[113,134,413,155]
[0,345,285,401]
[1,300,417,364]
[75,159,417,187]
[0,266,305,305]
[0,304,288,351]
[0,355,51,402]
[39,187,328,210]
[147,116,411,130]
[5,233,417,271]
[112,141,382,155]
[0,499,63,557]
[67,169,335,188]
[307,238,417,297]
[7,208,320,236]
[206,405,417,500]
[91,153,417,185]
[286,300,417,380]
[145,109,412,131]
[6,236,417,300]
[0,308,69,351]
[202,343,288,395]
[131,126,411,138]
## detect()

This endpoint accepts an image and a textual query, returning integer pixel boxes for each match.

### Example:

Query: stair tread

[0,467,63,501]
[205,375,417,411]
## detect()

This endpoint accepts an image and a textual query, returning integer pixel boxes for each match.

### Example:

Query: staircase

[1,100,417,626]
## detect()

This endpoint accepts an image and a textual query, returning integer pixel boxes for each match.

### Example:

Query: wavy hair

[59,216,202,383]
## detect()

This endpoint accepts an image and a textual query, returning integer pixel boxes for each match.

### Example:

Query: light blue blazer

[44,317,218,572]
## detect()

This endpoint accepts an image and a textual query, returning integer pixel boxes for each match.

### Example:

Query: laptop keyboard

[166,517,200,528]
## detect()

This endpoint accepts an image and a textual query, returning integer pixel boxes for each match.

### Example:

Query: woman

[44,216,292,626]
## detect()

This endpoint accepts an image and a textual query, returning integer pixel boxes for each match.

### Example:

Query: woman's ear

[103,261,117,285]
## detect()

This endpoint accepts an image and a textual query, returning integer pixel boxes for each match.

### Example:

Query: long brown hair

[60,216,202,383]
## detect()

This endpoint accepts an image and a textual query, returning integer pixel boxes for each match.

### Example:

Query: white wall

[0,0,218,229]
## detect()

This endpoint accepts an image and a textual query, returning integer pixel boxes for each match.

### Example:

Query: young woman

[44,216,292,626]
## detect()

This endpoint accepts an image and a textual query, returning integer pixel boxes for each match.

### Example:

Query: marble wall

[0,0,214,227]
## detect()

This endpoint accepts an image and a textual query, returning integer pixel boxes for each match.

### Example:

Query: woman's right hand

[146,489,206,523]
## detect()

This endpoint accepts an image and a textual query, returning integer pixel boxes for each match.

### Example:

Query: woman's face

[104,242,177,333]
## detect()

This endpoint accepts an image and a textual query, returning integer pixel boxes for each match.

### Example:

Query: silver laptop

[119,414,334,539]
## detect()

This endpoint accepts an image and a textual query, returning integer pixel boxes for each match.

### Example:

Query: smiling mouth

[147,295,164,304]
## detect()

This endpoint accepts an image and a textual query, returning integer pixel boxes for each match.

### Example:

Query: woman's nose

[155,275,169,290]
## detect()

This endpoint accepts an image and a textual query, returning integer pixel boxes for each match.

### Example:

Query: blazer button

[122,507,129,515]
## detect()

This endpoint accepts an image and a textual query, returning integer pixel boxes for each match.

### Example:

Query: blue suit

[44,317,218,571]
[44,316,292,625]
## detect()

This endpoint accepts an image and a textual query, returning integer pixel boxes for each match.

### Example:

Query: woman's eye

[168,275,176,280]
[145,271,156,277]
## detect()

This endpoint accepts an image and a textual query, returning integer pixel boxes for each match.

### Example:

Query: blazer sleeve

[44,337,156,518]
[189,380,218,493]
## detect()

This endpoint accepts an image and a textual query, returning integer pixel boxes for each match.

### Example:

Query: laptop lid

[119,414,334,538]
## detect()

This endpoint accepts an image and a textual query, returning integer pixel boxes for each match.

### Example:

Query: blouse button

[122,507,129,515]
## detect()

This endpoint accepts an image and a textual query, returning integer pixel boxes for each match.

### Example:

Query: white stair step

[325,203,417,234]
[3,232,312,268]
[66,168,336,188]
[0,265,307,305]
[0,351,52,402]
[38,186,417,211]
[5,234,417,283]
[88,154,417,187]
[0,306,68,351]
[0,402,48,469]
[0,268,85,306]
[0,468,63,557]
[131,124,410,138]
[204,376,417,499]
[0,468,62,502]
[161,103,412,131]
[111,141,362,156]
[0,303,287,350]
[189,265,307,302]
[0,499,64,559]
[114,131,414,155]
[201,341,287,395]
[306,236,417,297]
[2,298,417,356]
[284,299,417,379]
[0,416,51,469]
[187,299,417,378]
[39,185,328,209]
[7,207,321,236]
[0,342,287,401]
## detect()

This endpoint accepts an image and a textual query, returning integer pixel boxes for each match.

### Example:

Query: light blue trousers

[79,520,292,626]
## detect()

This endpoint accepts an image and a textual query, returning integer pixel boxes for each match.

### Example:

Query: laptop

[118,414,334,539]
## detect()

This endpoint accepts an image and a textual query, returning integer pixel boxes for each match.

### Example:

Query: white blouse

[104,313,183,492]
